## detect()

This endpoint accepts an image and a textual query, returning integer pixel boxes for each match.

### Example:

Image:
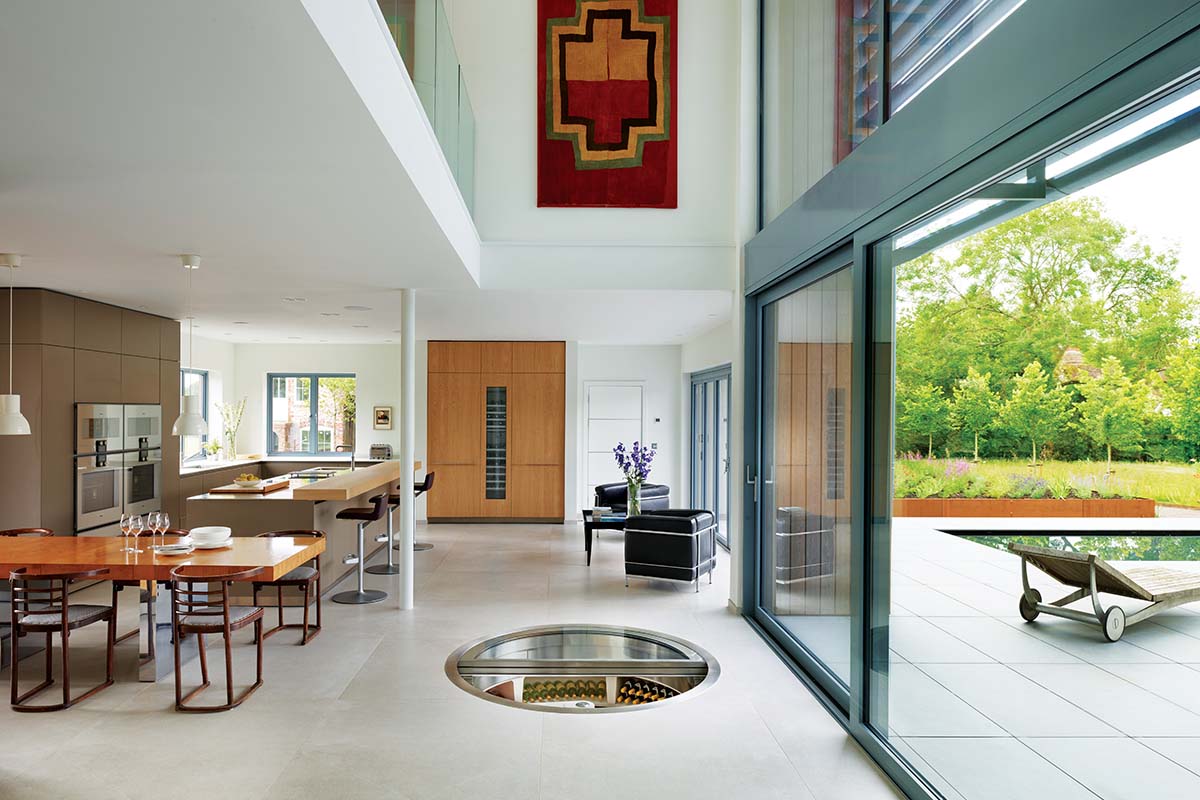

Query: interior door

[585,384,643,505]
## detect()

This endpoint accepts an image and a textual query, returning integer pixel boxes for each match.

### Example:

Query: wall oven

[75,403,124,456]
[122,450,162,517]
[123,404,162,452]
[75,453,124,531]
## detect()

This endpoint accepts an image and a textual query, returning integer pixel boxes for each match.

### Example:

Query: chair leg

[301,581,310,645]
[315,567,322,630]
[174,623,183,710]
[224,631,234,708]
[277,585,284,631]
[197,633,208,686]
[256,618,263,685]
[61,627,70,708]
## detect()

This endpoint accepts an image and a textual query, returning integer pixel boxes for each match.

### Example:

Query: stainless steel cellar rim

[445,623,721,714]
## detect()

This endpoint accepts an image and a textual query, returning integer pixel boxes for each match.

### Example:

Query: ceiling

[0,1,477,342]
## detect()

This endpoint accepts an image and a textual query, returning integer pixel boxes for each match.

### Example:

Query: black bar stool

[333,494,388,605]
[392,472,436,553]
[365,496,401,575]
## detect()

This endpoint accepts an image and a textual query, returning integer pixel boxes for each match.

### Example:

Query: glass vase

[626,479,641,517]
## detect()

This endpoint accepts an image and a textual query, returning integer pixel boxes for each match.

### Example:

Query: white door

[585,383,644,504]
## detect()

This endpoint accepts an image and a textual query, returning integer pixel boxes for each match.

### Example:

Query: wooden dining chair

[9,567,117,712]
[114,528,192,644]
[251,530,324,645]
[170,565,266,713]
[0,528,54,537]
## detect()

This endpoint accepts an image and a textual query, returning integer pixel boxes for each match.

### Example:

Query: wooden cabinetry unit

[121,355,161,403]
[74,298,123,354]
[427,341,565,523]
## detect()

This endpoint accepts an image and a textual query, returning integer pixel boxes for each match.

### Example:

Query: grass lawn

[896,458,1200,507]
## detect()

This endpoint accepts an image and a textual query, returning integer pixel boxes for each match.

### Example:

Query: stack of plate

[189,526,233,550]
[153,541,195,556]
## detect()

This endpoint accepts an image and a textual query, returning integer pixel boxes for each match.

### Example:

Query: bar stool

[333,494,388,605]
[365,496,400,575]
[392,472,436,553]
[170,565,265,713]
[9,567,116,712]
[251,530,324,644]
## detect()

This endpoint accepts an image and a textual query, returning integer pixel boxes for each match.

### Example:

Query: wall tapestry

[538,0,677,208]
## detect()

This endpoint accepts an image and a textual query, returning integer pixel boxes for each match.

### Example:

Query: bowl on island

[234,473,263,489]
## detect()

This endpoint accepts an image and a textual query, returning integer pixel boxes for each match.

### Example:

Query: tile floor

[0,523,903,800]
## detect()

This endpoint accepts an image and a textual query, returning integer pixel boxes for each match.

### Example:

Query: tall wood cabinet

[427,341,565,522]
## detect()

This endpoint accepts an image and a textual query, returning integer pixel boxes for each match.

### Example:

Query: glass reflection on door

[761,267,853,687]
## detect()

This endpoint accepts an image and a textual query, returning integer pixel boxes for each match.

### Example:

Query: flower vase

[627,479,641,517]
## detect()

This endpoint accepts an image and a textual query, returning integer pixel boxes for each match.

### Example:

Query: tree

[897,382,949,458]
[319,377,357,449]
[1076,357,1146,473]
[950,366,997,462]
[1164,344,1200,459]
[1000,361,1070,466]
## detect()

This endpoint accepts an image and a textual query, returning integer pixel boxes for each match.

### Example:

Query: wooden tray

[209,479,291,495]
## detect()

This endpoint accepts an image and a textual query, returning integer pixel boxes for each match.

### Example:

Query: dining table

[0,533,326,682]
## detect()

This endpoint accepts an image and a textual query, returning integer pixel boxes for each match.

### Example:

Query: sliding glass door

[690,367,731,548]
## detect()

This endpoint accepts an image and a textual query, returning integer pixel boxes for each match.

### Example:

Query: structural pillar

[398,289,416,610]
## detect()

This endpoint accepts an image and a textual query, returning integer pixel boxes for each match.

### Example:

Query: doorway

[690,366,732,549]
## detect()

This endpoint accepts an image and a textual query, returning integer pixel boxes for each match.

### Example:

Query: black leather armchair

[774,507,835,585]
[593,482,670,513]
[624,509,716,591]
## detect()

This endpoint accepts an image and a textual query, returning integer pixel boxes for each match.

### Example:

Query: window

[179,368,208,462]
[267,373,356,455]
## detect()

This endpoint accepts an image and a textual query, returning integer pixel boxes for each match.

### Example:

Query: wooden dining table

[0,533,325,682]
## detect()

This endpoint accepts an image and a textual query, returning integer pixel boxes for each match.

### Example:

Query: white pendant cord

[186,263,193,370]
[7,264,13,395]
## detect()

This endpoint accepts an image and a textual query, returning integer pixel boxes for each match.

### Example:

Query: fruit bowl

[234,473,263,488]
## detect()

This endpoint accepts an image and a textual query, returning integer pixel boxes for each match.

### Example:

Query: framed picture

[373,406,392,430]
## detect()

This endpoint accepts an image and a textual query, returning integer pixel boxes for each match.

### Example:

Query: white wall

[232,343,403,458]
[181,334,238,447]
[447,0,741,290]
[574,345,682,516]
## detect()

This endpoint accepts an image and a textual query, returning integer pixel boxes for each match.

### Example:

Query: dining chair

[251,530,324,645]
[114,528,192,644]
[9,567,117,712]
[170,565,265,713]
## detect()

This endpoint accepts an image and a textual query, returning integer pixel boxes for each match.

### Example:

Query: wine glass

[147,511,161,549]
[128,515,144,554]
[158,512,171,546]
[119,513,135,553]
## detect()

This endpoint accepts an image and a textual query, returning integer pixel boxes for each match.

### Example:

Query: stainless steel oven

[122,450,162,517]
[75,403,124,456]
[75,453,124,531]
[123,404,162,452]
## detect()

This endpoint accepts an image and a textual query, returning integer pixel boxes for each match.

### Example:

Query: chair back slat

[170,566,264,628]
[8,567,110,623]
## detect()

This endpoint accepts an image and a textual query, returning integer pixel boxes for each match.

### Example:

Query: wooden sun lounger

[1008,543,1200,642]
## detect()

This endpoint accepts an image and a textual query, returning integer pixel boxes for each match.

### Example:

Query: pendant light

[172,254,208,436]
[0,254,31,436]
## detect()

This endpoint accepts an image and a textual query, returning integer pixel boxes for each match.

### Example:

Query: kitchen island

[185,460,420,598]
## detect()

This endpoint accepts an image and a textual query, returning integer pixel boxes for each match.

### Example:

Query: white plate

[192,540,232,550]
[190,525,232,540]
[154,545,195,556]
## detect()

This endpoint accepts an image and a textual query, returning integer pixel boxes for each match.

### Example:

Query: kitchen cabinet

[122,310,161,359]
[74,298,123,354]
[511,465,564,519]
[160,318,181,361]
[513,341,566,373]
[74,350,122,402]
[428,340,481,373]
[121,355,160,403]
[39,345,75,535]
[160,359,181,523]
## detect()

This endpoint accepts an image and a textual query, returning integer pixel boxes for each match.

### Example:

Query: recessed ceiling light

[352,324,369,329]
[282,296,307,303]
[392,329,402,334]
[223,333,232,336]
[319,339,328,343]
[344,305,372,312]
[320,312,340,317]
[233,321,249,325]
[288,336,301,340]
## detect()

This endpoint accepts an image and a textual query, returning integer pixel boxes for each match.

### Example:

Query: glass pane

[180,370,207,461]
[485,386,507,500]
[376,0,417,79]
[316,377,356,454]
[271,376,312,453]
[718,377,730,545]
[473,628,697,662]
[458,69,475,213]
[762,267,854,687]
[835,0,883,162]
[704,381,717,521]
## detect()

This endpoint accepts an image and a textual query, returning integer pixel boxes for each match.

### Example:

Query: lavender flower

[613,441,655,483]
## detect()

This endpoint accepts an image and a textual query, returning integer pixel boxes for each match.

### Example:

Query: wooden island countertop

[290,460,421,501]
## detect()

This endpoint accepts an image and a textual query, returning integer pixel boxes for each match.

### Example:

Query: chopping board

[209,478,292,495]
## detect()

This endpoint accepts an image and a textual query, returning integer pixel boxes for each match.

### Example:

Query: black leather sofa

[594,482,670,513]
[624,509,716,591]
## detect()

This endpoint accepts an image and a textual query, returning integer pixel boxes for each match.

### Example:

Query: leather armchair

[624,509,716,591]
[593,482,670,512]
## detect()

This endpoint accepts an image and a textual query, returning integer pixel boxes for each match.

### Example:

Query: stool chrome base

[331,589,387,605]
[364,564,401,575]
[395,541,435,552]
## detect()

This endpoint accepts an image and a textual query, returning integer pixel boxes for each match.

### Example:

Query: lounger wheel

[1019,589,1042,622]
[1102,606,1126,642]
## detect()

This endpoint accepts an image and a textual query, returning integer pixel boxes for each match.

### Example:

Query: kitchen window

[179,368,209,462]
[267,373,356,455]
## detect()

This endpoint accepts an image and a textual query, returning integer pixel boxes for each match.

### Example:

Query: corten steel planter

[894,497,1155,518]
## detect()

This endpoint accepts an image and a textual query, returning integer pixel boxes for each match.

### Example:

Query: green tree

[1000,360,1070,466]
[950,366,997,462]
[319,377,357,449]
[1164,344,1200,458]
[897,382,950,458]
[1076,357,1146,473]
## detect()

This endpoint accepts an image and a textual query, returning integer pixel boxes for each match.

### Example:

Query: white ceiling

[0,1,476,342]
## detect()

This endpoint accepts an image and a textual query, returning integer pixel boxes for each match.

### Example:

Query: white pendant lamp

[1,254,31,436]
[172,254,208,437]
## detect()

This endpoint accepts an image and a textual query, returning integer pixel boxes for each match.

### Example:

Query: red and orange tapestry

[538,0,677,208]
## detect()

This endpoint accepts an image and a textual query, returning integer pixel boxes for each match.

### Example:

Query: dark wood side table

[582,510,627,566]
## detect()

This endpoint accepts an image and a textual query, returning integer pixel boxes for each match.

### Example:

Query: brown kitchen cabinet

[121,355,160,403]
[74,298,123,354]
[427,341,564,523]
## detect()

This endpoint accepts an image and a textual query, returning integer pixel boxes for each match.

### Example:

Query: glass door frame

[690,364,732,549]
[741,25,1200,800]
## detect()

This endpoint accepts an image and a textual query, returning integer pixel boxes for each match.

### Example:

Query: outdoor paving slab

[1028,737,1200,800]
[887,664,1006,737]
[903,737,1099,800]
[887,617,994,664]
[926,616,1083,663]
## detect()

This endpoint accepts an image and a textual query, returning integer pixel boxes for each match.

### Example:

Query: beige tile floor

[0,523,903,800]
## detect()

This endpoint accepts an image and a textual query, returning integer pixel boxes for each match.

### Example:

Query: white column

[398,289,416,610]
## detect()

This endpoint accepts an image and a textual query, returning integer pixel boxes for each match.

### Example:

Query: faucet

[336,445,356,471]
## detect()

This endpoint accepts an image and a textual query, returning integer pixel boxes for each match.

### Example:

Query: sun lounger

[1008,542,1200,642]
